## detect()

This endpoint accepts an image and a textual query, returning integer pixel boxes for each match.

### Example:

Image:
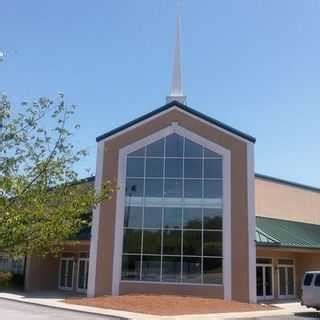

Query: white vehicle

[301,271,320,310]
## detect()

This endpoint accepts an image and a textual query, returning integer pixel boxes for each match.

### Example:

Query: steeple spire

[167,5,186,104]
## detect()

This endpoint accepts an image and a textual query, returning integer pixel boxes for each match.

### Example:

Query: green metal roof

[256,216,320,249]
[256,226,280,246]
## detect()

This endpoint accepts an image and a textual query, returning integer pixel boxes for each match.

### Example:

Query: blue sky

[1,1,320,186]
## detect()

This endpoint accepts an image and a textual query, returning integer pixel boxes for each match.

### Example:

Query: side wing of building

[255,175,320,300]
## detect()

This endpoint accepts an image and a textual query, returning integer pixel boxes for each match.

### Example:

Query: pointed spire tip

[166,5,186,104]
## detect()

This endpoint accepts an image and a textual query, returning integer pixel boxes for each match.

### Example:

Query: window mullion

[160,208,164,282]
[201,145,204,284]
[140,148,147,281]
[160,136,167,282]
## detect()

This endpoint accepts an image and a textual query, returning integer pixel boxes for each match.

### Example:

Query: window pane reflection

[203,258,223,284]
[122,255,141,280]
[163,230,181,255]
[146,139,164,157]
[123,229,141,254]
[162,256,181,282]
[144,207,162,228]
[163,208,182,229]
[183,231,202,256]
[183,208,202,229]
[164,179,182,198]
[145,179,163,197]
[126,178,144,197]
[127,158,144,177]
[143,230,161,254]
[142,256,161,281]
[146,158,163,177]
[184,180,202,199]
[184,159,202,178]
[183,257,201,283]
[124,206,142,228]
[165,134,183,157]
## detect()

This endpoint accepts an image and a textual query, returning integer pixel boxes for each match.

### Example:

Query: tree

[0,94,112,257]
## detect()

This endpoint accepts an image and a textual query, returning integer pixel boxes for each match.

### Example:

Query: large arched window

[121,133,224,284]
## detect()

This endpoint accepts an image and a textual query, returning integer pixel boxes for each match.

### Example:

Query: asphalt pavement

[242,312,320,320]
[0,297,319,320]
[0,298,124,320]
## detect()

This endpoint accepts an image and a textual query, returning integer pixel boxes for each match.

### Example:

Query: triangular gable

[96,100,256,143]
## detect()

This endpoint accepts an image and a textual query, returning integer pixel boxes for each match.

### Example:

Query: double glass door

[278,259,295,298]
[256,258,273,300]
[77,257,89,292]
[59,257,74,290]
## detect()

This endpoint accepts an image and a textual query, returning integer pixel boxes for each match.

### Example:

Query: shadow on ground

[294,312,320,318]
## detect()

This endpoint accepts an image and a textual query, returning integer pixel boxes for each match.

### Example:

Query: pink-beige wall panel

[255,178,320,225]
[93,108,251,302]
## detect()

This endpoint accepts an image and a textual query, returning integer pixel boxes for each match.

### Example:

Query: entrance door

[59,257,74,290]
[256,258,273,300]
[77,257,89,292]
[278,259,295,299]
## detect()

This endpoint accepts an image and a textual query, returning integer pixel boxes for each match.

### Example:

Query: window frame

[113,123,231,297]
[77,253,89,293]
[58,254,75,291]
[277,257,295,299]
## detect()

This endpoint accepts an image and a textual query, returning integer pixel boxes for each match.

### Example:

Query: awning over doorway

[256,216,320,249]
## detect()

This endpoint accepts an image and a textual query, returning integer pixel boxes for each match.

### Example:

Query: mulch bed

[65,294,276,316]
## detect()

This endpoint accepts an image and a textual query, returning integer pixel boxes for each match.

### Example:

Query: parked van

[301,271,320,310]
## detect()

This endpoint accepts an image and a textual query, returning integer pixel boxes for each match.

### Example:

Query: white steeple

[166,6,186,104]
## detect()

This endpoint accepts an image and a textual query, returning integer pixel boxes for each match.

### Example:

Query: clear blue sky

[1,1,320,186]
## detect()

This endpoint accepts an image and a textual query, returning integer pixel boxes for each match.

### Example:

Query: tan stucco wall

[255,177,320,225]
[295,251,320,297]
[25,242,90,292]
[25,255,59,291]
[92,108,252,302]
[257,247,320,299]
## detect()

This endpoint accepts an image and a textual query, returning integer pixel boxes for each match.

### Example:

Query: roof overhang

[256,216,320,250]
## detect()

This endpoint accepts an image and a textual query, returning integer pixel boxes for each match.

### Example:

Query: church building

[21,14,320,304]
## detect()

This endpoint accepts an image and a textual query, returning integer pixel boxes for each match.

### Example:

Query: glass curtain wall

[121,133,223,284]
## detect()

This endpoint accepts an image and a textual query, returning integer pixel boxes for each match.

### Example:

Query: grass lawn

[65,294,276,316]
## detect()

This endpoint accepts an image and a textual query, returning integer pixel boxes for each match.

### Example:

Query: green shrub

[0,272,12,288]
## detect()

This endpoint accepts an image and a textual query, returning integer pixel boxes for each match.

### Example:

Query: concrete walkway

[0,292,313,320]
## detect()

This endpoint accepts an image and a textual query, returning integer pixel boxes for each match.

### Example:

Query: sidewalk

[0,291,305,320]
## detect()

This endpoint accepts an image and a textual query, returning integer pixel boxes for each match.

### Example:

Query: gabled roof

[96,101,256,143]
[256,226,280,246]
[256,216,320,249]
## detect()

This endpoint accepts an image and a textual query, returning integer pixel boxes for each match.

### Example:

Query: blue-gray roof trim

[96,101,256,143]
